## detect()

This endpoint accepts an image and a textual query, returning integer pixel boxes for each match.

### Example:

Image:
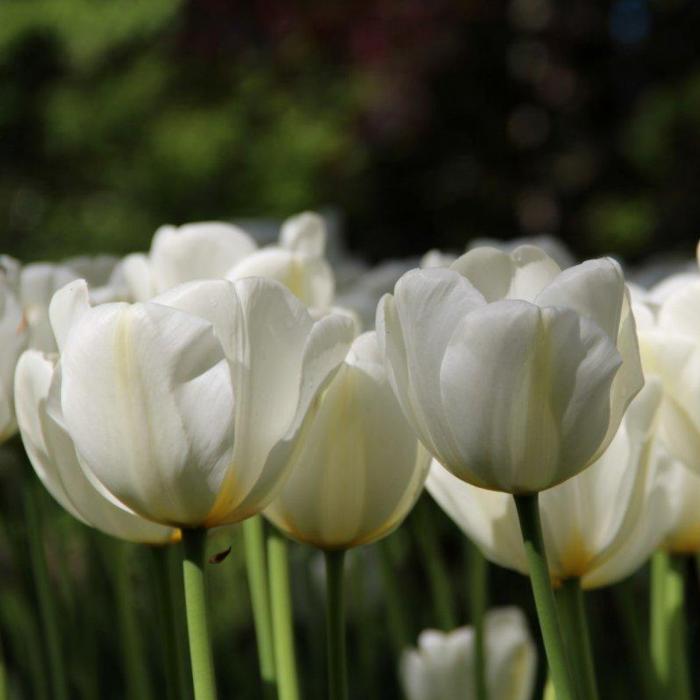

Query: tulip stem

[514,493,575,700]
[324,549,348,700]
[468,541,488,700]
[268,531,300,700]
[556,578,599,700]
[181,529,217,700]
[243,517,277,697]
[116,543,152,700]
[413,499,457,630]
[24,486,69,700]
[650,550,692,700]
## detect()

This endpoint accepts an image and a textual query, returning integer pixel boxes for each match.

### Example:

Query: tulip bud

[264,332,430,549]
[378,245,644,494]
[400,608,537,700]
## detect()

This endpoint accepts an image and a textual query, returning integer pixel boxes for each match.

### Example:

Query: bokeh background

[2,0,700,265]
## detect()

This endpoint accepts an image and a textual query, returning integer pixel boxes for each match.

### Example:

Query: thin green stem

[377,538,412,650]
[556,578,599,700]
[243,517,276,697]
[152,543,191,700]
[324,549,348,700]
[514,494,575,700]
[268,531,299,700]
[650,550,692,700]
[181,529,217,700]
[116,543,152,700]
[468,541,488,700]
[413,499,456,629]
[24,486,69,700]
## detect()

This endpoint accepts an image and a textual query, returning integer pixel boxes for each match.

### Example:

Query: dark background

[2,0,700,265]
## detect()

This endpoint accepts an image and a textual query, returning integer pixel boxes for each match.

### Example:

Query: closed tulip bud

[378,245,643,494]
[122,221,258,301]
[228,211,334,309]
[427,381,671,588]
[15,350,176,543]
[264,332,430,549]
[0,270,28,442]
[48,276,354,529]
[400,608,537,700]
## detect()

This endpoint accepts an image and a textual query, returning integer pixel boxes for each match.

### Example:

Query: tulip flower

[228,211,335,309]
[0,268,28,442]
[15,350,177,544]
[265,331,430,549]
[50,276,354,529]
[265,330,429,699]
[121,221,258,301]
[427,380,670,589]
[379,245,644,700]
[400,608,537,700]
[378,245,643,495]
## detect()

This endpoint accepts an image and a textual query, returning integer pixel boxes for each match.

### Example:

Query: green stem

[116,543,152,700]
[650,551,692,700]
[324,549,348,700]
[181,529,217,700]
[152,543,191,700]
[612,580,655,700]
[377,539,412,650]
[514,494,575,700]
[468,541,488,700]
[243,517,276,697]
[556,578,599,700]
[24,487,69,700]
[268,531,299,700]
[413,499,456,630]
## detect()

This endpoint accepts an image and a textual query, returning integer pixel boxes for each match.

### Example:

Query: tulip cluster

[2,216,700,700]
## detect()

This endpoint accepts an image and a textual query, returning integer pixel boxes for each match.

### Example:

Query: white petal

[15,351,174,543]
[151,222,257,290]
[61,301,235,526]
[450,245,561,302]
[121,253,157,302]
[49,279,92,352]
[279,211,326,256]
[439,301,621,492]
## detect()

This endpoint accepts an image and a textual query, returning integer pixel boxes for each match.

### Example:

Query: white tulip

[15,350,176,543]
[264,332,430,549]
[635,277,700,474]
[400,608,537,700]
[378,245,644,494]
[427,381,672,588]
[653,444,700,555]
[228,211,335,309]
[0,269,28,442]
[122,221,258,301]
[49,276,354,528]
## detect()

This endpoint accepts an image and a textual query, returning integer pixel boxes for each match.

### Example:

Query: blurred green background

[2,0,700,264]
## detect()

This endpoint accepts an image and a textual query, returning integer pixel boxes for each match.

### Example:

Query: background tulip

[400,608,537,700]
[264,331,430,550]
[15,350,177,543]
[50,276,354,529]
[427,381,671,589]
[228,211,335,309]
[378,245,644,494]
[0,269,28,442]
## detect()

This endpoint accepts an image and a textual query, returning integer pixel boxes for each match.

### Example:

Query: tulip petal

[450,245,561,302]
[49,279,92,351]
[61,301,235,526]
[15,351,174,543]
[439,301,621,492]
[378,268,485,468]
[280,211,326,256]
